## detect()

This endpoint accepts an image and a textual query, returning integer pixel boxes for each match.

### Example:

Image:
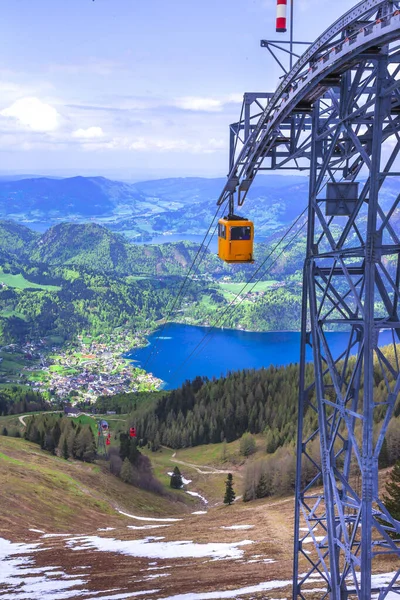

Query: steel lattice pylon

[216,1,400,598]
[294,49,400,600]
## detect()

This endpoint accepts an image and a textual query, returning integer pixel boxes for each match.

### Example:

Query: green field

[0,270,61,291]
[218,280,279,295]
[48,365,78,375]
[72,414,98,436]
[126,275,151,282]
[0,351,33,384]
[0,351,26,373]
[27,370,49,382]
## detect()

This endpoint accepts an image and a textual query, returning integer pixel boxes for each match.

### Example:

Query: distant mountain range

[0,220,223,277]
[0,174,312,240]
[2,173,398,246]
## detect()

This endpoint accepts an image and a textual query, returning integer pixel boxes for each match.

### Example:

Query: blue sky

[0,0,356,179]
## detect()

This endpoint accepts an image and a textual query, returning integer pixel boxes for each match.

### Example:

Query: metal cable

[167,207,308,384]
[143,204,223,369]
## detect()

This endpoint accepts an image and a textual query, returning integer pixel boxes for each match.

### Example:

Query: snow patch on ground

[29,529,44,534]
[167,472,192,485]
[97,528,116,532]
[192,511,207,515]
[66,535,253,560]
[302,536,325,544]
[0,537,87,599]
[83,591,159,600]
[370,571,398,586]
[221,525,253,530]
[247,557,276,564]
[117,510,181,522]
[186,491,208,504]
[154,579,292,599]
[128,525,172,530]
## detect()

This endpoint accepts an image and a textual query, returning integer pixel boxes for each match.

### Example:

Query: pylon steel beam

[217,1,400,598]
[293,47,400,600]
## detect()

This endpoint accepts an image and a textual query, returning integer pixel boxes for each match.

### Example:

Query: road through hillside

[170,457,232,475]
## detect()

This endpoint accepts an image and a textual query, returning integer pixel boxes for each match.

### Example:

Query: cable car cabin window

[218,223,226,239]
[230,226,251,241]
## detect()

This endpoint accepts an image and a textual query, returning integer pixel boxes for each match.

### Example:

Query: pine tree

[378,438,390,469]
[240,432,256,457]
[120,457,133,484]
[62,437,69,460]
[52,421,61,448]
[384,460,400,523]
[221,439,228,463]
[224,473,236,505]
[255,473,269,499]
[119,432,130,461]
[170,466,183,489]
[128,437,139,465]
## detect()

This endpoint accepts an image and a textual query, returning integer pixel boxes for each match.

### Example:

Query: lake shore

[127,324,397,391]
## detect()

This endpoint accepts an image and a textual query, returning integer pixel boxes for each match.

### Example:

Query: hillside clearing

[0,269,61,291]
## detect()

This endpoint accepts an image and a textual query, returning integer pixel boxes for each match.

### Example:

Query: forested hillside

[87,356,400,500]
[0,218,307,343]
[124,354,400,460]
[0,387,48,416]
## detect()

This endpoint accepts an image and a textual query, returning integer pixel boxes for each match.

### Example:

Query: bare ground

[1,437,398,600]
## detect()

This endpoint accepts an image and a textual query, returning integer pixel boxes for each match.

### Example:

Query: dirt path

[18,415,28,427]
[171,458,232,475]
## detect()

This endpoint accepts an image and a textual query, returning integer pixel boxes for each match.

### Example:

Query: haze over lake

[126,324,395,390]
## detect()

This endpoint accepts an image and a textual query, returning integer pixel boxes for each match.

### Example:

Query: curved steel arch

[218,0,400,207]
[216,1,400,599]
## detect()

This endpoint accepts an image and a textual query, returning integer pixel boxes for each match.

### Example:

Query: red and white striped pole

[276,0,287,33]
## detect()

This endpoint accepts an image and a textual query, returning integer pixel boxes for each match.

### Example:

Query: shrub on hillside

[240,433,256,457]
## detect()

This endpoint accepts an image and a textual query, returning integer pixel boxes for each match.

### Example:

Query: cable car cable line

[169,215,308,383]
[143,204,224,369]
[167,206,308,384]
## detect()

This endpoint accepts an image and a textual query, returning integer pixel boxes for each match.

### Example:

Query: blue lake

[126,323,394,390]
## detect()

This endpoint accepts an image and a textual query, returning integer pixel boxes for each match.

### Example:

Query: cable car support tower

[217,1,400,597]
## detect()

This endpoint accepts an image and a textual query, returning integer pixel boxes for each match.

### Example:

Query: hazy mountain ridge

[0,174,311,239]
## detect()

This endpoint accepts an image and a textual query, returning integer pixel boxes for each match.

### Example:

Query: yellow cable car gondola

[217,215,254,263]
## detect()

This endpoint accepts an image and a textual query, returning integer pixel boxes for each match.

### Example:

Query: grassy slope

[0,426,397,597]
[0,436,186,540]
[0,268,61,291]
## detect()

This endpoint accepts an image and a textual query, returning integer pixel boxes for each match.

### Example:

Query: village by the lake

[0,328,161,402]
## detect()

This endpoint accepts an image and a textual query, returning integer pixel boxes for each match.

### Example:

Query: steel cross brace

[293,48,400,600]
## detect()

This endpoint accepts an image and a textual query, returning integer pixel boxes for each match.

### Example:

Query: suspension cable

[143,204,223,369]
[167,207,308,384]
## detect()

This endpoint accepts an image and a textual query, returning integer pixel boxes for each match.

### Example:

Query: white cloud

[0,96,59,132]
[173,94,243,113]
[226,93,244,104]
[174,96,224,112]
[128,136,225,153]
[72,126,104,139]
[79,135,226,154]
